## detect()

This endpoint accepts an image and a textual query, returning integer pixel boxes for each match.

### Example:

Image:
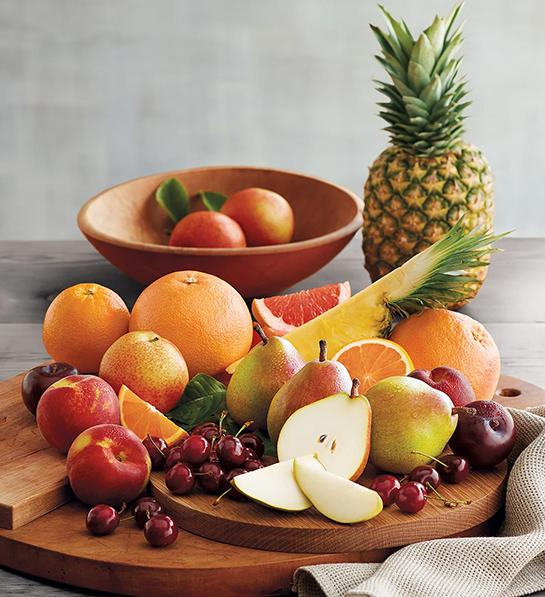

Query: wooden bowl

[77,166,362,297]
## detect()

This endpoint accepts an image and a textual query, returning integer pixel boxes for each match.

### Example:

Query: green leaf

[180,373,226,403]
[155,178,189,223]
[200,191,228,212]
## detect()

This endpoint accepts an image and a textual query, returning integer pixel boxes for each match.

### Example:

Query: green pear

[366,375,457,474]
[226,325,305,429]
[267,340,352,444]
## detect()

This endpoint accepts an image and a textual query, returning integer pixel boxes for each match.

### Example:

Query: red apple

[21,362,78,415]
[36,374,120,453]
[408,366,475,407]
[67,423,151,506]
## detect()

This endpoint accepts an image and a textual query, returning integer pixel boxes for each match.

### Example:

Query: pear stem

[319,340,327,362]
[411,450,447,468]
[253,323,268,345]
[452,406,477,416]
[350,378,360,398]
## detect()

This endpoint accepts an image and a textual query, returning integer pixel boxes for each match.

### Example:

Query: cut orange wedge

[118,385,188,446]
[332,339,413,394]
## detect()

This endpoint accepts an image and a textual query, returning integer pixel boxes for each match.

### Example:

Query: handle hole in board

[498,388,521,398]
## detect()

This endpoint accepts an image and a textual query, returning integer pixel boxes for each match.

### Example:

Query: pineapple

[363,4,494,305]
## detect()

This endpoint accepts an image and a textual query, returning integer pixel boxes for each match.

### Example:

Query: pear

[277,379,371,480]
[231,455,322,511]
[226,324,305,429]
[267,340,352,444]
[366,375,458,474]
[293,456,383,524]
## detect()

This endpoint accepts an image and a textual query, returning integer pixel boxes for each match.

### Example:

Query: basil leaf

[200,190,228,212]
[156,178,189,223]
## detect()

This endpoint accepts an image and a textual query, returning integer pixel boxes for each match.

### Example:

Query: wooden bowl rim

[77,165,363,256]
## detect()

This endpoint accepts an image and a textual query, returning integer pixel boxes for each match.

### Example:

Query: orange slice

[118,385,188,446]
[332,339,413,394]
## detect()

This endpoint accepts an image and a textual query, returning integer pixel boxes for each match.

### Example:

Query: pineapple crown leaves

[371,3,469,156]
[385,219,510,317]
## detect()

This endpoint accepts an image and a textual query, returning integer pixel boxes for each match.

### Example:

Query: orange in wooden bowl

[77,166,363,298]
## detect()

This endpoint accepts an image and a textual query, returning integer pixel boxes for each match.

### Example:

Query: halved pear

[293,456,383,524]
[231,455,322,512]
[277,384,371,480]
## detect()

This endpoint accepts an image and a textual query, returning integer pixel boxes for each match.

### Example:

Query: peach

[169,211,247,248]
[408,366,476,407]
[36,375,120,453]
[221,187,294,246]
[99,331,189,413]
[67,423,151,506]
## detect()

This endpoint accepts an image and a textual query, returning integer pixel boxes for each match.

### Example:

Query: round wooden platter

[0,374,542,597]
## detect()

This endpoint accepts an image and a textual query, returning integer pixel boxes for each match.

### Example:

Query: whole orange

[129,271,253,377]
[99,331,189,413]
[42,283,130,373]
[169,211,247,248]
[390,309,500,401]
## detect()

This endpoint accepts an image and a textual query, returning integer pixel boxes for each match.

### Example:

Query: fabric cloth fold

[293,406,545,597]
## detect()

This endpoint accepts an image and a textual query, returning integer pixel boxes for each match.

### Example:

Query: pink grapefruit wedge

[252,282,351,336]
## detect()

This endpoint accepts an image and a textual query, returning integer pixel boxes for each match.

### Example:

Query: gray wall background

[1,0,543,240]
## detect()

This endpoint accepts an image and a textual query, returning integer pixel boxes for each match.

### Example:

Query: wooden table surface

[1,236,545,596]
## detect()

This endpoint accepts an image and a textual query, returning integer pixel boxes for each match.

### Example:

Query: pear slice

[231,455,322,512]
[293,456,383,524]
[277,381,371,480]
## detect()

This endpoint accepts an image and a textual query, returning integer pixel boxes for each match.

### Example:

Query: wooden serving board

[0,373,542,597]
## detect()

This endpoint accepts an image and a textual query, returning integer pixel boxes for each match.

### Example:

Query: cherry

[216,435,246,469]
[244,447,259,461]
[179,435,211,465]
[192,423,221,443]
[143,436,170,470]
[165,463,195,495]
[370,474,401,506]
[197,461,226,494]
[164,445,185,471]
[86,504,120,536]
[238,433,265,458]
[409,466,441,492]
[223,468,248,501]
[144,514,179,547]
[244,459,264,472]
[261,455,278,467]
[412,451,470,484]
[395,481,427,513]
[132,497,163,529]
[21,362,78,415]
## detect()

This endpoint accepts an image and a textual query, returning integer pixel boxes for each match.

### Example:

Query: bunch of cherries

[370,452,471,514]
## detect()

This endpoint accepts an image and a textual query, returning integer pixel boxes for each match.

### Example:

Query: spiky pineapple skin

[363,142,494,304]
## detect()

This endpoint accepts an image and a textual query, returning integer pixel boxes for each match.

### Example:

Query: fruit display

[362,4,494,306]
[36,374,120,453]
[391,308,501,401]
[366,376,458,474]
[99,331,189,413]
[129,270,253,377]
[252,281,351,336]
[42,283,130,372]
[66,423,151,506]
[21,362,78,415]
[267,339,352,443]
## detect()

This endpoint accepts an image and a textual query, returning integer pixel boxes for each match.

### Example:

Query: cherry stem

[350,378,360,398]
[212,487,232,506]
[452,406,478,416]
[253,323,268,345]
[147,434,167,457]
[319,340,327,362]
[117,502,127,516]
[427,483,472,507]
[119,514,136,523]
[411,450,447,468]
[235,421,253,438]
[218,410,228,435]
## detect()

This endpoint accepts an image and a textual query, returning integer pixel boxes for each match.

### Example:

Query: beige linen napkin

[293,406,545,597]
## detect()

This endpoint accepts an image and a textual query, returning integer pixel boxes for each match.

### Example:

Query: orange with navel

[42,283,130,373]
[129,271,253,377]
[390,308,501,401]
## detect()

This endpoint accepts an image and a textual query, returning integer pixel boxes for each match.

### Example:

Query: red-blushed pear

[366,376,458,474]
[408,366,475,407]
[231,454,322,512]
[267,340,352,444]
[36,374,120,453]
[293,455,383,524]
[277,379,372,480]
[67,423,151,506]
